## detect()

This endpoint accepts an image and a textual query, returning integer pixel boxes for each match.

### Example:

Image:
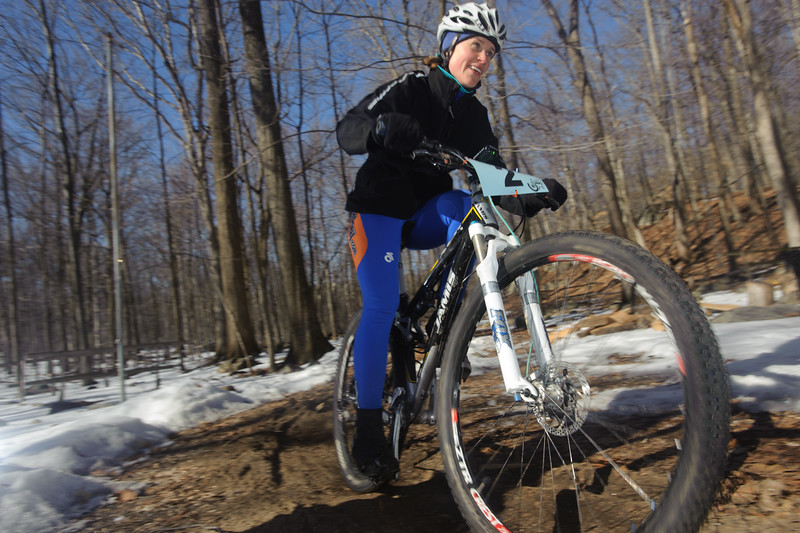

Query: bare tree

[238,0,331,365]
[785,0,800,68]
[152,54,185,367]
[540,0,631,240]
[581,2,645,247]
[639,0,693,261]
[723,0,800,280]
[0,90,21,381]
[197,0,258,360]
[38,0,89,350]
[94,0,226,348]
[681,1,739,271]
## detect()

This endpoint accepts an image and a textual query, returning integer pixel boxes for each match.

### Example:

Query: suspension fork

[469,223,543,400]
[515,270,555,373]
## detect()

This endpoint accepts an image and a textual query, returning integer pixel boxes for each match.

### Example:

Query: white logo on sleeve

[384,252,395,263]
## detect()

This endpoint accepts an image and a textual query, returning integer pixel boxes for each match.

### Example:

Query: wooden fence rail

[10,342,201,399]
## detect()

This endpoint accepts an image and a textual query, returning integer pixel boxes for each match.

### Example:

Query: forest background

[1,0,800,372]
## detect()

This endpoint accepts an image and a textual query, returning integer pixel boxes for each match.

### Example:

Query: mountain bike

[332,140,730,532]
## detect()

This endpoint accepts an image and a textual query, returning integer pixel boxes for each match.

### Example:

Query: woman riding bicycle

[336,2,566,482]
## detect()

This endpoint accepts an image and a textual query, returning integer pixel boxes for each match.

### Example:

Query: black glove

[373,113,423,153]
[496,178,567,217]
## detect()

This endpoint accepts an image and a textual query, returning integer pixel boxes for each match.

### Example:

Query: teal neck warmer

[437,66,475,99]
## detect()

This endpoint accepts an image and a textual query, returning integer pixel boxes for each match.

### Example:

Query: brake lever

[410,140,468,172]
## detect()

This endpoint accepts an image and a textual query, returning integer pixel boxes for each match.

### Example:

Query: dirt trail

[73,386,465,532]
[70,382,800,533]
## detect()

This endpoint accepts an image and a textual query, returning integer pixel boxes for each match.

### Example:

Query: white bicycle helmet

[437,2,507,52]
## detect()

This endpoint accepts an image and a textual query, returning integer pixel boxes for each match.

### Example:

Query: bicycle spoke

[439,232,728,533]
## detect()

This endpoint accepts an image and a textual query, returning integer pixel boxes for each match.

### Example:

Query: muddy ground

[68,381,800,533]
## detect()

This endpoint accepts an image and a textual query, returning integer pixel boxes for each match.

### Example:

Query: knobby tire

[332,311,385,493]
[437,231,730,533]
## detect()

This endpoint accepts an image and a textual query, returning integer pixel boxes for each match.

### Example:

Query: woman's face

[447,35,496,89]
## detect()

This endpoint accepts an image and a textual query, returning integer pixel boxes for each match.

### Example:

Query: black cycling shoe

[352,408,399,481]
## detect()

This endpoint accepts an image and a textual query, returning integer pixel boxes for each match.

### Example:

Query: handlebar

[410,139,557,234]
[410,139,497,227]
[410,140,473,174]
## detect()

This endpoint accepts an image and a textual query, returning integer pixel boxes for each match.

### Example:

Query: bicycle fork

[469,223,553,402]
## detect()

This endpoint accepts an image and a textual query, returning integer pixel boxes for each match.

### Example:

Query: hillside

[629,189,796,298]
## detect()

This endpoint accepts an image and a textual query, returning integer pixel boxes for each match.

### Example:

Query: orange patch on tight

[349,213,368,270]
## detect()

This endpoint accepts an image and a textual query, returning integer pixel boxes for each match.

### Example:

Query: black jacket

[337,67,498,219]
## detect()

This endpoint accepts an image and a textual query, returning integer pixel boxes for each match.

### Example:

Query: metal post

[107,34,125,402]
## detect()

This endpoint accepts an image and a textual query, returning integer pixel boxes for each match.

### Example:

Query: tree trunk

[715,23,777,240]
[0,92,21,385]
[642,0,692,261]
[788,0,800,65]
[36,104,54,352]
[724,0,800,274]
[320,9,353,198]
[291,4,316,286]
[559,153,591,230]
[238,0,331,365]
[153,56,185,360]
[540,0,628,239]
[682,1,739,271]
[197,0,258,360]
[492,53,519,172]
[39,0,88,350]
[581,2,645,245]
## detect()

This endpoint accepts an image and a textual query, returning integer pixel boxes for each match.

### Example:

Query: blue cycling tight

[348,190,471,409]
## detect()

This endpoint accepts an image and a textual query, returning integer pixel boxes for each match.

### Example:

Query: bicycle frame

[393,210,475,424]
[396,144,555,427]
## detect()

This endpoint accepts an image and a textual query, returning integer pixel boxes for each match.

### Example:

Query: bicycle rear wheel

[438,231,730,532]
[332,312,382,492]
[332,311,405,492]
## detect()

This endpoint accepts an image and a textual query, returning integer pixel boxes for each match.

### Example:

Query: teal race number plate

[469,159,550,197]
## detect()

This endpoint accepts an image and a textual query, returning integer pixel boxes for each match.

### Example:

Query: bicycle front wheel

[438,231,730,533]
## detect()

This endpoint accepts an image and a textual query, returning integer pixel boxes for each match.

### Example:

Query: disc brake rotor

[533,362,591,436]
